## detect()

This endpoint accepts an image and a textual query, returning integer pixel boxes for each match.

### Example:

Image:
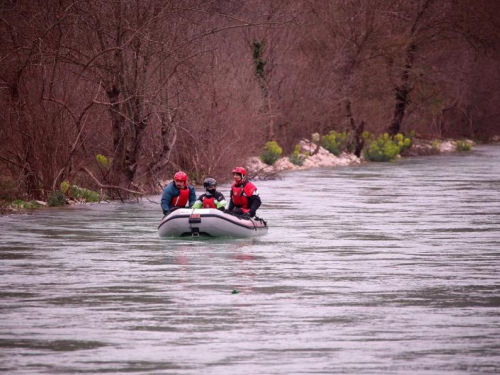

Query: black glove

[233,208,244,215]
[224,208,231,213]
[218,206,225,211]
[163,210,170,216]
[242,212,251,217]
[248,211,256,217]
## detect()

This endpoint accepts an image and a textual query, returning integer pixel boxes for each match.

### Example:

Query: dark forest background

[1,0,500,200]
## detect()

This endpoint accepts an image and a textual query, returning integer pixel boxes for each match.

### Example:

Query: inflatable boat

[158,208,268,238]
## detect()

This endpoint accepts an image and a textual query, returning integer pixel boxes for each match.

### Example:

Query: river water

[1,145,499,374]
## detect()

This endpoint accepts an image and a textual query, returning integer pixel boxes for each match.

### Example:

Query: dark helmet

[203,177,217,191]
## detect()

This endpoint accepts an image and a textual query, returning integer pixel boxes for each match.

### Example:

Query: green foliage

[322,131,349,156]
[362,132,412,162]
[60,180,70,194]
[11,199,43,209]
[456,139,471,152]
[261,141,283,165]
[70,185,100,202]
[27,200,43,208]
[432,140,441,152]
[394,133,413,153]
[289,144,306,166]
[48,191,66,207]
[96,154,113,169]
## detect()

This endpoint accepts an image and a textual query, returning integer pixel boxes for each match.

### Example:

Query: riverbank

[0,136,494,215]
[246,137,477,180]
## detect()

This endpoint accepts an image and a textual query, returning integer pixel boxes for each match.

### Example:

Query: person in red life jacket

[161,171,196,216]
[192,178,227,210]
[225,167,261,218]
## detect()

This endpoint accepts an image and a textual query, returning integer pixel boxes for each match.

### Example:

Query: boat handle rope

[250,217,257,231]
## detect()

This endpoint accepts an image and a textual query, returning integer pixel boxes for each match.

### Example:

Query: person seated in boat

[161,171,196,216]
[192,178,227,211]
[225,167,261,218]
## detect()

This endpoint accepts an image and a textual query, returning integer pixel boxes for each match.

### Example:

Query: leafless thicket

[1,0,499,200]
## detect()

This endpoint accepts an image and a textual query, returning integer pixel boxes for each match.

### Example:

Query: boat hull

[158,208,268,238]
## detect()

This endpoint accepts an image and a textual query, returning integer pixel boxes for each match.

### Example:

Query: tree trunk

[346,100,365,157]
[388,43,416,136]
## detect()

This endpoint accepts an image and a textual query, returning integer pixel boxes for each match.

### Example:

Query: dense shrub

[322,131,349,156]
[96,154,113,169]
[394,133,412,153]
[289,144,307,166]
[261,141,283,165]
[456,140,471,152]
[362,132,412,162]
[70,185,100,202]
[60,180,70,194]
[48,191,66,207]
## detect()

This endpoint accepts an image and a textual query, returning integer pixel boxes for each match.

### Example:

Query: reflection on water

[1,145,500,374]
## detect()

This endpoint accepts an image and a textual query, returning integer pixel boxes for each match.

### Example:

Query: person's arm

[215,192,227,210]
[192,194,203,209]
[188,186,196,207]
[225,189,234,211]
[247,194,261,217]
[160,184,173,215]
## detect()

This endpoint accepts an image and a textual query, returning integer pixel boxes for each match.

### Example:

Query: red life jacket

[170,187,189,207]
[231,181,257,213]
[202,196,216,208]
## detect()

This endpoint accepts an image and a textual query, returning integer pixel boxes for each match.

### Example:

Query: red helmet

[174,171,188,182]
[232,167,246,178]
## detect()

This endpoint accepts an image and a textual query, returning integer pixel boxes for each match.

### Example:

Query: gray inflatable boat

[158,208,268,238]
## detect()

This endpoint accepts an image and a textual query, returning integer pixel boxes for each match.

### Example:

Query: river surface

[1,145,500,374]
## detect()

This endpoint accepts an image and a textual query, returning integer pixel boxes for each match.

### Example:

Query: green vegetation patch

[362,132,413,162]
[456,140,471,152]
[96,154,113,169]
[48,191,66,207]
[261,141,283,165]
[322,131,350,156]
[289,144,307,166]
[11,199,44,209]
[70,185,100,202]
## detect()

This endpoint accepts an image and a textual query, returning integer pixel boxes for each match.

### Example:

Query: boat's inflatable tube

[158,208,268,238]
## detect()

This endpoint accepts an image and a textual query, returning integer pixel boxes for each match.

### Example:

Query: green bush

[48,191,66,207]
[261,141,283,165]
[70,185,100,202]
[11,199,43,209]
[361,132,413,162]
[432,140,441,152]
[456,140,471,152]
[60,180,70,194]
[289,144,306,166]
[12,199,24,207]
[394,133,413,154]
[322,131,349,156]
[96,154,113,169]
[27,200,43,208]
